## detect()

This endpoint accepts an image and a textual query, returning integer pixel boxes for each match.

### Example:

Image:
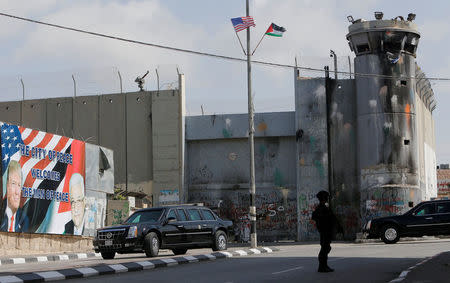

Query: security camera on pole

[230,0,286,248]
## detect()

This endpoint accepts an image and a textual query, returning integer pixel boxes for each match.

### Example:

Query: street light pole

[246,0,257,248]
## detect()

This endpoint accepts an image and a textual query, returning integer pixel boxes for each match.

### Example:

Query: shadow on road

[65,255,423,283]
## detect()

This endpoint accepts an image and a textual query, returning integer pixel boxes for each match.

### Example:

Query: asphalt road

[54,239,450,283]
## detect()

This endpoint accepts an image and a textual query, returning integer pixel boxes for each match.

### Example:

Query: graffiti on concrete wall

[189,188,297,242]
[334,205,359,236]
[106,200,129,226]
[362,187,411,224]
[159,189,179,205]
[192,165,213,184]
[297,191,319,240]
[83,197,106,236]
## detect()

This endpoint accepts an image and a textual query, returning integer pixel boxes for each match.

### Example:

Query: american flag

[1,122,85,234]
[231,16,255,32]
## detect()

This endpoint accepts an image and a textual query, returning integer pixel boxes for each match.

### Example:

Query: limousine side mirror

[166,217,177,225]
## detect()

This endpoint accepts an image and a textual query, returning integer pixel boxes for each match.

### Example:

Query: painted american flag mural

[0,122,85,235]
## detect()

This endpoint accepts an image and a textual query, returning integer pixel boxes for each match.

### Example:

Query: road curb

[0,247,279,283]
[388,251,443,283]
[0,253,100,266]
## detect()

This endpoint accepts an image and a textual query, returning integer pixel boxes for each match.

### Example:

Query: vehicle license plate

[105,240,113,246]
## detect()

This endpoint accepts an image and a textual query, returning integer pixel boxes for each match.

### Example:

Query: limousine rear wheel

[381,224,400,244]
[212,230,227,251]
[144,232,160,257]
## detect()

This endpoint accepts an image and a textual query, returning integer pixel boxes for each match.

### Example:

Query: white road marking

[183,256,199,262]
[262,247,273,253]
[77,253,88,259]
[272,266,304,275]
[234,250,248,256]
[11,258,25,264]
[249,249,261,254]
[75,267,99,277]
[58,255,69,261]
[220,252,233,257]
[136,261,155,269]
[0,275,23,283]
[36,256,48,262]
[35,271,65,281]
[109,264,128,273]
[161,258,178,266]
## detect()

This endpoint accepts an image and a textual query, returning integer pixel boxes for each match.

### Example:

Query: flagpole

[246,0,257,249]
[234,31,247,55]
[252,33,266,55]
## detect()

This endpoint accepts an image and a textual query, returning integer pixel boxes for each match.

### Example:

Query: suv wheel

[212,230,227,251]
[101,251,115,260]
[381,224,400,244]
[172,248,188,255]
[144,232,160,257]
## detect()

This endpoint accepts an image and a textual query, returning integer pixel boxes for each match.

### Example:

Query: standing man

[0,160,29,232]
[312,190,340,273]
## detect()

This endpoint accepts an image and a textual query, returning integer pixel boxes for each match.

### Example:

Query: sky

[0,0,449,163]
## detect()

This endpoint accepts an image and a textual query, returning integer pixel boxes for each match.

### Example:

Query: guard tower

[346,13,422,218]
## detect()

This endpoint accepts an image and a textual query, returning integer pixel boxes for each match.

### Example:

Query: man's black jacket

[312,203,339,235]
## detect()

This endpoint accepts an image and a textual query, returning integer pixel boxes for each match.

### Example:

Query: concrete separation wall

[295,78,328,241]
[0,74,186,202]
[186,112,297,242]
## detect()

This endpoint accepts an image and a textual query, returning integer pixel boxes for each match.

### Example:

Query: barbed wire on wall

[0,65,180,101]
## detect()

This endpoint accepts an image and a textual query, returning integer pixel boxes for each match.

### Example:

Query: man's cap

[316,190,330,201]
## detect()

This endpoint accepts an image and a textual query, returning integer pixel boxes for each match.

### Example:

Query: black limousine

[364,199,450,244]
[93,205,233,259]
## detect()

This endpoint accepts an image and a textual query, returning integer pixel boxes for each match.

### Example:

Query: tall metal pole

[246,0,257,248]
[347,55,352,79]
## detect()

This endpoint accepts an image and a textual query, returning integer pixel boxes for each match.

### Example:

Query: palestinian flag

[265,23,286,37]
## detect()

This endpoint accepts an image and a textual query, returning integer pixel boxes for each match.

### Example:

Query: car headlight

[127,226,138,238]
[366,220,372,230]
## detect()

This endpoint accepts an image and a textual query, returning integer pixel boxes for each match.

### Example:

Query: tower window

[357,44,370,53]
[401,80,407,86]
[404,139,410,145]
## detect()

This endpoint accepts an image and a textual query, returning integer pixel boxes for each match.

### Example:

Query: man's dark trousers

[319,232,332,268]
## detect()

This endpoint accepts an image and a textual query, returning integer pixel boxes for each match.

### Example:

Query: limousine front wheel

[212,230,227,251]
[144,232,160,257]
[381,225,400,244]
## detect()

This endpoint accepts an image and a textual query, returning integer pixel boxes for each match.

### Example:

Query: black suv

[364,199,450,244]
[93,205,233,259]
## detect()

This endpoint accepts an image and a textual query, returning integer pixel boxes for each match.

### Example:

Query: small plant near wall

[113,187,127,200]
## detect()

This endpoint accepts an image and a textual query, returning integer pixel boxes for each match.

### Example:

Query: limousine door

[435,202,450,234]
[161,209,185,245]
[407,203,440,236]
